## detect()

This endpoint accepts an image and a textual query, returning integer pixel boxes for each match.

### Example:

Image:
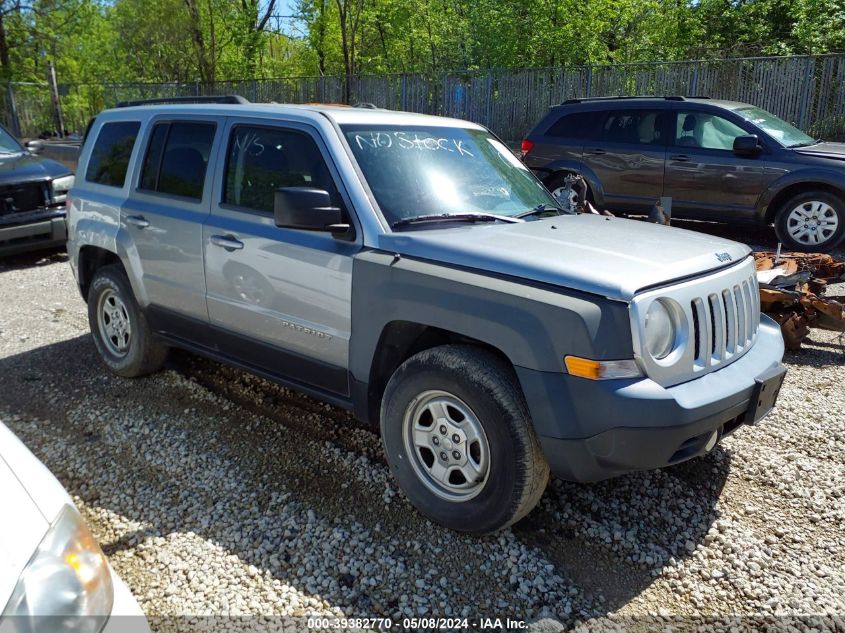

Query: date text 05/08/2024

[307,617,528,630]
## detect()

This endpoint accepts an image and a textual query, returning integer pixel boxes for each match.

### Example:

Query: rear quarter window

[545,111,599,139]
[85,121,141,187]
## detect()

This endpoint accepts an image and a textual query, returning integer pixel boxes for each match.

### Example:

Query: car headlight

[644,299,677,360]
[1,505,113,633]
[49,175,75,206]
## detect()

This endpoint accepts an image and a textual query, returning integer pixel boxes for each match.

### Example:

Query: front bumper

[518,315,786,482]
[0,210,67,256]
[101,571,150,633]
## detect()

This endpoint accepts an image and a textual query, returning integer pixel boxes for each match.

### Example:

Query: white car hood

[0,422,72,610]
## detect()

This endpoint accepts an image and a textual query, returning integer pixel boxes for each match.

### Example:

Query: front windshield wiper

[516,203,567,219]
[390,212,523,229]
[789,139,821,148]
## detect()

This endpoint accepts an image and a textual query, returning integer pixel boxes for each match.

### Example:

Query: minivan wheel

[546,172,591,210]
[88,265,168,377]
[774,191,845,252]
[380,345,549,534]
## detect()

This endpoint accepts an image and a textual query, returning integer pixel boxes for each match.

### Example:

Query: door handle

[669,154,690,162]
[210,234,244,251]
[587,148,607,155]
[125,215,150,228]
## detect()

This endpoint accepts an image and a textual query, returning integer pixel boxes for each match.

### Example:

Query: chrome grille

[691,275,759,369]
[630,257,761,387]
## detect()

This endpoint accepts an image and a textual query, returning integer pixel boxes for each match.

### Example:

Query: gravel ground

[0,224,843,631]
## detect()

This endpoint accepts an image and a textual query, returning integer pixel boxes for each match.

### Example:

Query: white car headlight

[49,175,75,205]
[644,299,677,360]
[1,505,113,633]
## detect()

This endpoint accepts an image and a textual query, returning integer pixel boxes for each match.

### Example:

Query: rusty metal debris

[754,251,845,350]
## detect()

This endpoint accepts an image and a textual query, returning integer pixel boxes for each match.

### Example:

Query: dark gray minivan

[521,96,845,252]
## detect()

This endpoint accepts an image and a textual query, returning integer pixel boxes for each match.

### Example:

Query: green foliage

[1,0,844,88]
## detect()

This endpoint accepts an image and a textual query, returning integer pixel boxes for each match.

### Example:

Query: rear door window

[545,111,598,139]
[600,110,667,145]
[223,125,339,214]
[139,121,216,200]
[85,121,141,187]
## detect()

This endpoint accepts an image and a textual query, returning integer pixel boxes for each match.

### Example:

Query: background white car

[0,421,149,633]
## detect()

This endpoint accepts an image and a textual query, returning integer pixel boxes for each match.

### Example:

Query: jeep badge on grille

[715,252,732,263]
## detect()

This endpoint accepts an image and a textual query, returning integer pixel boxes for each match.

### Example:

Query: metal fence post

[798,56,815,130]
[401,74,407,111]
[5,83,21,137]
[47,61,66,137]
[485,71,493,128]
[585,66,592,98]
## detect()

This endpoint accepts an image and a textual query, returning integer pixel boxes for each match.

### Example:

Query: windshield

[341,124,559,226]
[0,125,23,154]
[734,106,815,147]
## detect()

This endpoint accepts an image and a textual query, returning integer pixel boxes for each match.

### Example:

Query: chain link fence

[3,53,845,141]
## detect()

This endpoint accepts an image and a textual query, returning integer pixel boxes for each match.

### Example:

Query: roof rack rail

[560,95,710,105]
[116,95,250,108]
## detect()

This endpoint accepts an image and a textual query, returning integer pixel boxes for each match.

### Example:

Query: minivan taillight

[520,139,534,158]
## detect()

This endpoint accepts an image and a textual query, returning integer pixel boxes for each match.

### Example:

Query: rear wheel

[774,191,845,252]
[380,345,549,534]
[87,265,168,377]
[545,172,592,210]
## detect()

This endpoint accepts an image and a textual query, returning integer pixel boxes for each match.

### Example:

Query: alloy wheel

[402,390,490,502]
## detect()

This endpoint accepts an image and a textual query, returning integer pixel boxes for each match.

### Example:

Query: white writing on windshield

[353,132,474,157]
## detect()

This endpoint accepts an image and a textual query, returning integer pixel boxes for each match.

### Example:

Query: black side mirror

[273,187,353,239]
[733,134,762,157]
[25,140,44,155]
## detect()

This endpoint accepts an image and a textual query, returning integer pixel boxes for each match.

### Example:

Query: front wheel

[380,345,549,534]
[774,191,845,252]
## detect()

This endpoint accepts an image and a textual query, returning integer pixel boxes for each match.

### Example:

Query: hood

[378,214,751,301]
[792,141,845,161]
[0,151,71,186]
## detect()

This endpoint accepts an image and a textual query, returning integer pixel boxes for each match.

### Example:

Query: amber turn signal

[564,356,642,380]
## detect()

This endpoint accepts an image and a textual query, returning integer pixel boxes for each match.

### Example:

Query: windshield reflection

[342,125,559,226]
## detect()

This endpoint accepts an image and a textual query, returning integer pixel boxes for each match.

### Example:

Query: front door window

[674,111,746,151]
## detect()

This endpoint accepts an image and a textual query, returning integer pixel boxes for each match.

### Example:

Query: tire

[774,190,845,252]
[380,345,549,534]
[87,264,168,377]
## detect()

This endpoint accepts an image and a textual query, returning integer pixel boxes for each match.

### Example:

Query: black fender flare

[348,251,633,425]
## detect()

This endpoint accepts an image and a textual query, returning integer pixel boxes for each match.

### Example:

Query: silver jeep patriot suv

[67,97,787,534]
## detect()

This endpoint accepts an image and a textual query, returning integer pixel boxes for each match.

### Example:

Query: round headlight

[644,300,676,360]
[2,505,113,631]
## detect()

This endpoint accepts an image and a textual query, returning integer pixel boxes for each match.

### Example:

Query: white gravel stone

[0,240,843,627]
